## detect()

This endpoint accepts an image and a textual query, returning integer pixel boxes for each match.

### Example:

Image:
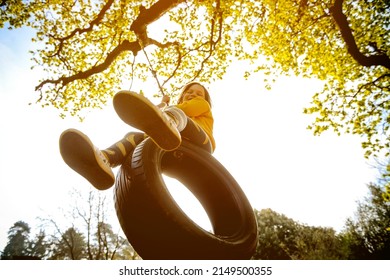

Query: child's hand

[161,95,170,105]
[157,94,170,109]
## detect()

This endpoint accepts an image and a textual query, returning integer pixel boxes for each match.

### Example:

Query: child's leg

[102,132,145,167]
[113,91,182,151]
[155,105,212,153]
[59,129,115,190]
[59,129,145,190]
[179,117,213,153]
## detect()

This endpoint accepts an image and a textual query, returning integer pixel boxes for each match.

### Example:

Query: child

[59,82,215,190]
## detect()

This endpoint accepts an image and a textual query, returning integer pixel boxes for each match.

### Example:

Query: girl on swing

[59,82,216,190]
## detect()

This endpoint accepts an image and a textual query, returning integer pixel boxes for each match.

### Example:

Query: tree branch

[130,0,184,41]
[35,40,141,91]
[49,0,115,57]
[36,0,185,92]
[330,0,390,70]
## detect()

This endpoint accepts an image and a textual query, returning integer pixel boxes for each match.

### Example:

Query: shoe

[113,90,181,151]
[59,129,115,190]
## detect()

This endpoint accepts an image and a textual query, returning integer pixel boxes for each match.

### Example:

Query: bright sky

[0,26,379,251]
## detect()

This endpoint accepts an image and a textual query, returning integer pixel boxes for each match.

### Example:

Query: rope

[128,55,136,91]
[141,46,166,97]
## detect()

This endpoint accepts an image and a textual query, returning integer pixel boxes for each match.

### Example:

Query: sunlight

[163,175,213,233]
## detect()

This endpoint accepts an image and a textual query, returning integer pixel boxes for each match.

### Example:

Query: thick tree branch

[37,0,185,92]
[35,40,141,91]
[130,0,184,42]
[330,0,390,70]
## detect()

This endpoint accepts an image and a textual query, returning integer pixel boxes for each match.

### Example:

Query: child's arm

[156,95,170,109]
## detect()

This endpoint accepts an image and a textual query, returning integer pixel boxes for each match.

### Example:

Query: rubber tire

[114,138,258,260]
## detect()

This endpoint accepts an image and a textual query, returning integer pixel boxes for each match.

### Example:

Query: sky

[0,26,380,251]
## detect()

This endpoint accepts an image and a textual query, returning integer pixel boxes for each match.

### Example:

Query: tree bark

[330,0,390,70]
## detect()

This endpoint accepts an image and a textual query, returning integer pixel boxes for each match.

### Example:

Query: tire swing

[114,138,258,260]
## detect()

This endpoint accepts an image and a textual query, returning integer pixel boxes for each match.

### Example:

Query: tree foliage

[253,209,347,259]
[1,0,388,157]
[49,226,87,260]
[253,195,390,260]
[237,0,390,158]
[376,158,390,205]
[1,221,47,259]
[341,184,390,259]
[1,221,31,259]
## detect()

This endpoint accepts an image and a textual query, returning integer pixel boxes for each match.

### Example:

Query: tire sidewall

[115,139,257,259]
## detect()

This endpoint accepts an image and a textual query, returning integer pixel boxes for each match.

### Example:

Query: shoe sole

[113,90,181,151]
[59,129,115,190]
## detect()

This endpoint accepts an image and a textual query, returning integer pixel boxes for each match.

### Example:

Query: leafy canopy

[1,0,389,158]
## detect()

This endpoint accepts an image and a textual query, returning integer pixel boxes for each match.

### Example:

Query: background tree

[1,221,48,260]
[293,225,347,259]
[72,189,137,259]
[339,220,370,259]
[44,187,139,260]
[341,183,390,259]
[1,221,31,259]
[253,209,348,259]
[48,226,87,260]
[1,0,388,158]
[253,209,299,259]
[374,157,390,210]
[94,222,137,260]
[26,230,48,259]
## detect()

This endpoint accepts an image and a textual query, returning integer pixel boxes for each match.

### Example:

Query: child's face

[182,84,206,102]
